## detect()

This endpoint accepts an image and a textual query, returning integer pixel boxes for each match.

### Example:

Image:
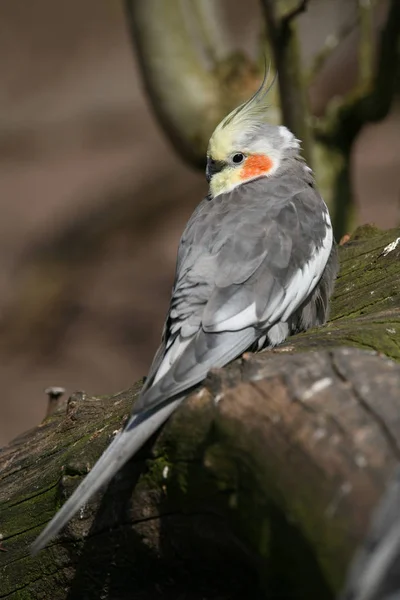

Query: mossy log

[1,225,400,600]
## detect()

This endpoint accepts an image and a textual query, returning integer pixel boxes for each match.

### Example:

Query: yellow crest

[208,66,276,161]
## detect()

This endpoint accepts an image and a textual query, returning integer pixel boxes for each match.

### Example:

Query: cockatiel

[32,73,338,553]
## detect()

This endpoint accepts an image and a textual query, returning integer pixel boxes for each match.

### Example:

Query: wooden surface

[1,225,400,599]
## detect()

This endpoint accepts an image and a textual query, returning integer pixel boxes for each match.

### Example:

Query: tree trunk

[1,225,400,600]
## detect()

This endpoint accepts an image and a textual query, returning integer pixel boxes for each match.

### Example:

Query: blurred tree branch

[307,19,358,85]
[260,0,312,163]
[314,0,400,235]
[316,0,399,148]
[124,0,260,168]
[359,0,375,85]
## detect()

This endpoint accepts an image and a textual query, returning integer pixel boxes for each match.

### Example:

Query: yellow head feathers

[208,67,276,161]
[206,68,299,198]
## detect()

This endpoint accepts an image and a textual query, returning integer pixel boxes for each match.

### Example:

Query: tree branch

[313,0,400,237]
[124,0,261,168]
[307,20,358,85]
[260,0,313,163]
[315,0,400,149]
[281,0,308,26]
[2,225,400,598]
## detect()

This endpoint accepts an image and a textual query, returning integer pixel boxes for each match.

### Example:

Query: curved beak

[206,158,225,183]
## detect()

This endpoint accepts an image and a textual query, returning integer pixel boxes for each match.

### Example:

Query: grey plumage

[32,129,337,554]
[135,160,337,413]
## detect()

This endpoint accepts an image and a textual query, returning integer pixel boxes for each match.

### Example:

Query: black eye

[232,153,245,164]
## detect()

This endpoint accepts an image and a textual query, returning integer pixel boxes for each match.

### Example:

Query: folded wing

[135,190,333,413]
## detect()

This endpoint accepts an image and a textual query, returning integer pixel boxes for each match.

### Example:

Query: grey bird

[32,74,338,554]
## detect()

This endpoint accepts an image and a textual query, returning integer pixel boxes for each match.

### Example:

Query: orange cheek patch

[240,154,273,180]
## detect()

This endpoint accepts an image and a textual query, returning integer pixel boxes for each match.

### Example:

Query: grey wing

[139,196,218,394]
[134,187,333,414]
[202,198,333,333]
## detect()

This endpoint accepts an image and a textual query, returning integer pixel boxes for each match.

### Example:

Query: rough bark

[1,225,400,600]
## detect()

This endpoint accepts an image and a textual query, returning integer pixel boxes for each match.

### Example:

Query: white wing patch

[254,210,332,326]
[274,217,333,321]
[204,302,257,333]
[153,336,192,384]
[280,213,332,322]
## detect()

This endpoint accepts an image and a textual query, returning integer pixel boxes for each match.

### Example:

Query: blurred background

[0,0,399,445]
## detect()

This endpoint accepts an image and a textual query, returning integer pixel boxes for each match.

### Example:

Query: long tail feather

[31,398,182,555]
